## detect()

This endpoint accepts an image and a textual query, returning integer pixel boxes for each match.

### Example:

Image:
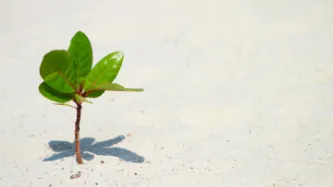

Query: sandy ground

[1,0,333,186]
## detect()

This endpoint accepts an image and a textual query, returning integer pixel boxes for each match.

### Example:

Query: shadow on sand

[43,135,144,163]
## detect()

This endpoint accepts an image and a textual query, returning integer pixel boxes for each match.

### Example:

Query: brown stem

[75,102,83,164]
[82,90,94,97]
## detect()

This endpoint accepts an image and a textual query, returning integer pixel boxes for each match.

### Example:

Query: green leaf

[75,93,93,104]
[39,50,76,93]
[90,83,144,92]
[68,31,93,89]
[86,90,105,98]
[84,51,123,92]
[38,82,73,103]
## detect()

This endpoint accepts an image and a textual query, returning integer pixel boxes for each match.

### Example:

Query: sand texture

[1,0,333,186]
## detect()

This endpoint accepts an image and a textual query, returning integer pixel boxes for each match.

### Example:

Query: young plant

[38,31,143,164]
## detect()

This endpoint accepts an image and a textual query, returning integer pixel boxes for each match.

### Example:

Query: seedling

[38,31,143,164]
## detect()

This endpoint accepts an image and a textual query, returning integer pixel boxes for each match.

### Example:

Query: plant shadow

[43,135,145,163]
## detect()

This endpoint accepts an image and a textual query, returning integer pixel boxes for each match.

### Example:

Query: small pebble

[70,173,81,179]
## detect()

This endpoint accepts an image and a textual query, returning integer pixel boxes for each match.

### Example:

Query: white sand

[1,0,333,186]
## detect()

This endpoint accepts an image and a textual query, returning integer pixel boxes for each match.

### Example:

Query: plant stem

[75,102,83,164]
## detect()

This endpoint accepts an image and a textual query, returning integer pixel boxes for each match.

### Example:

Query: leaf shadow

[43,135,145,163]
